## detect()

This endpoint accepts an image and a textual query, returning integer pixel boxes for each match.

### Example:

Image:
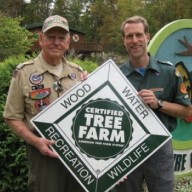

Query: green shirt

[120,56,191,132]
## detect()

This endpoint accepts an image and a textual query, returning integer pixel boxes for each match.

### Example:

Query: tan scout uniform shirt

[3,53,83,131]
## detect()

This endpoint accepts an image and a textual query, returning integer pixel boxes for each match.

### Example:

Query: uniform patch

[29,72,43,85]
[31,84,44,90]
[34,98,50,112]
[180,83,187,94]
[30,88,51,100]
[69,73,76,80]
[175,68,181,77]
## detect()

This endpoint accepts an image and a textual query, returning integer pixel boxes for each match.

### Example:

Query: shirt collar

[122,55,160,76]
[34,52,68,77]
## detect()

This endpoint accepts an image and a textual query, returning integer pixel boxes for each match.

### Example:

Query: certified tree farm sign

[31,59,171,192]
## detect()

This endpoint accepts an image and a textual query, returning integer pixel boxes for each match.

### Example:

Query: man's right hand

[34,137,59,158]
[4,119,59,158]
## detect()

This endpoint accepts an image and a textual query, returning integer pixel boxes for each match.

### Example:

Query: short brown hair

[121,15,149,37]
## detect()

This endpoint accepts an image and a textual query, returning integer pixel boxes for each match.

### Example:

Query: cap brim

[43,24,69,33]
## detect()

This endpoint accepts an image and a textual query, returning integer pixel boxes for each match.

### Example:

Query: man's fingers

[81,71,88,80]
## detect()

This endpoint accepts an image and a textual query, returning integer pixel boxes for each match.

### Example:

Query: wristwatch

[157,99,164,110]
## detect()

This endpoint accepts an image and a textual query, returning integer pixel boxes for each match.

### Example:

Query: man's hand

[4,119,59,158]
[118,176,127,185]
[81,71,88,81]
[34,137,59,158]
[138,89,159,109]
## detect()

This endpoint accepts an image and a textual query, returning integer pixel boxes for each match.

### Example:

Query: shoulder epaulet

[157,60,173,66]
[12,60,34,78]
[68,61,84,72]
[16,60,34,70]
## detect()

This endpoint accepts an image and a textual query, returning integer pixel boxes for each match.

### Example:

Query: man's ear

[122,36,126,46]
[38,32,43,47]
[146,32,151,43]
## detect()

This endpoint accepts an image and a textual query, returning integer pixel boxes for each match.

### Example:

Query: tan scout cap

[42,15,69,33]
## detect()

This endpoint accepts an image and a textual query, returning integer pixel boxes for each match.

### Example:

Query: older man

[4,15,86,192]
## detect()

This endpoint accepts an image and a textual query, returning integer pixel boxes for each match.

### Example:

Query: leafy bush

[0,14,34,62]
[175,175,192,192]
[71,58,98,73]
[0,55,30,192]
[143,175,192,192]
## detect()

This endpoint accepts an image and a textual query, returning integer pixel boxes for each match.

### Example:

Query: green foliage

[71,58,98,73]
[0,123,28,192]
[174,176,192,192]
[143,175,192,192]
[0,55,32,192]
[0,14,34,62]
[1,0,192,55]
[22,0,54,24]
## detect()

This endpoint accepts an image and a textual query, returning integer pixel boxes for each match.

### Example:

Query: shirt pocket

[154,87,170,101]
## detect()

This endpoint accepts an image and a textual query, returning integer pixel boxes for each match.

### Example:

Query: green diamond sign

[31,59,171,192]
